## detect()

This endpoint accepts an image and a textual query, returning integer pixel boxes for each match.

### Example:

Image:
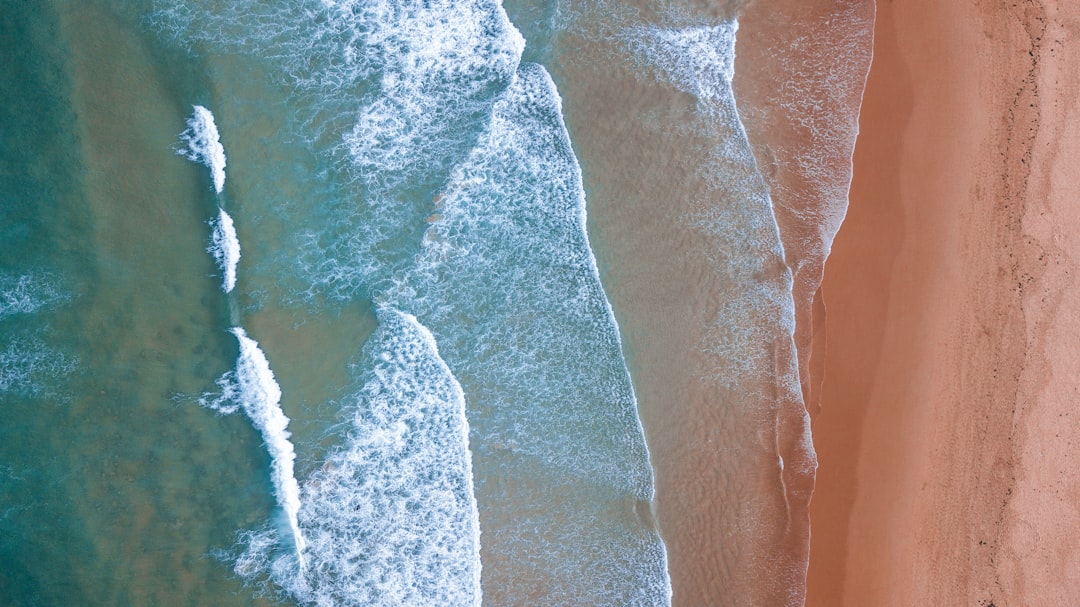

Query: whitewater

[209,208,240,294]
[179,106,308,569]
[178,104,227,195]
[235,309,484,606]
[157,0,672,604]
[0,272,75,397]
[1,0,879,605]
[178,98,491,603]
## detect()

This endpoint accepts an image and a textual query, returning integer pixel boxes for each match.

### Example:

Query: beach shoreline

[550,2,875,603]
[808,1,1080,604]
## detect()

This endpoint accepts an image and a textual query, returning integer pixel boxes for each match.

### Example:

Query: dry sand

[808,0,1080,604]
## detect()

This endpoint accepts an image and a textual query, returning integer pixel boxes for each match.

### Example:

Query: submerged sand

[809,1,1080,604]
[553,1,874,604]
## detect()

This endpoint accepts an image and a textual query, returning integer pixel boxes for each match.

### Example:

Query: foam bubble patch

[0,273,68,318]
[0,273,75,398]
[379,64,672,604]
[0,336,77,397]
[235,309,482,607]
[626,20,799,391]
[152,0,526,300]
[628,21,738,96]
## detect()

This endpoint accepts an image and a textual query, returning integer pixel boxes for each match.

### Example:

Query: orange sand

[808,0,1080,604]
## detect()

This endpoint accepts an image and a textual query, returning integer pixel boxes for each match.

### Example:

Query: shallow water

[1,2,273,605]
[537,1,872,605]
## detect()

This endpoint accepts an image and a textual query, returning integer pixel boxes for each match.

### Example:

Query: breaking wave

[177,104,227,194]
[208,208,240,293]
[233,309,482,606]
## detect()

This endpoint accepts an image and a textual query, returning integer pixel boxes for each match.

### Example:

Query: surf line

[178,105,240,298]
[178,105,307,570]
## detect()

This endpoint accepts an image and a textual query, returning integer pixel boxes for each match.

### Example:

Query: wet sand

[809,1,1080,604]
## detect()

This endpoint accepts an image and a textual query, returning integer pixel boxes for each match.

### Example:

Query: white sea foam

[177,105,227,194]
[235,309,482,606]
[382,64,672,605]
[627,21,799,391]
[196,369,240,415]
[0,273,75,397]
[0,273,67,318]
[0,336,76,397]
[337,0,524,186]
[398,63,660,495]
[746,5,873,264]
[315,0,526,294]
[152,0,526,298]
[631,21,738,96]
[226,327,306,569]
[208,208,241,293]
[153,1,671,603]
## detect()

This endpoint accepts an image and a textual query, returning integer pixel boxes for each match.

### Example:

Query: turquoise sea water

[0,0,853,604]
[1,0,676,604]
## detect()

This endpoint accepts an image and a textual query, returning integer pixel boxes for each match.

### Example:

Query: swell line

[178,105,306,570]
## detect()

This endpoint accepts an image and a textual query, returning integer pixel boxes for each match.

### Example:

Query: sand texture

[808,0,1080,604]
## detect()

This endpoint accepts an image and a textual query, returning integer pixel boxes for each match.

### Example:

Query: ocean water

[1,0,871,605]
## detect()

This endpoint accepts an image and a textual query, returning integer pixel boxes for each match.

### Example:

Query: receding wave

[177,104,227,194]
[232,309,482,607]
[618,16,815,606]
[208,208,240,293]
[626,20,799,393]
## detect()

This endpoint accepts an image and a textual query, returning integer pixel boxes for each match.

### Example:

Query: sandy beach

[16,0,1080,603]
[808,1,1080,604]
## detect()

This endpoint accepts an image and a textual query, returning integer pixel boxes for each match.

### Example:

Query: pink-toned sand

[808,1,1080,604]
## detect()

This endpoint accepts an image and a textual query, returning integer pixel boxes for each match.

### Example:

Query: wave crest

[177,105,227,194]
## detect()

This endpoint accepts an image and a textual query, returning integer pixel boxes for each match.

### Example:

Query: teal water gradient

[2,0,670,605]
[0,1,280,605]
